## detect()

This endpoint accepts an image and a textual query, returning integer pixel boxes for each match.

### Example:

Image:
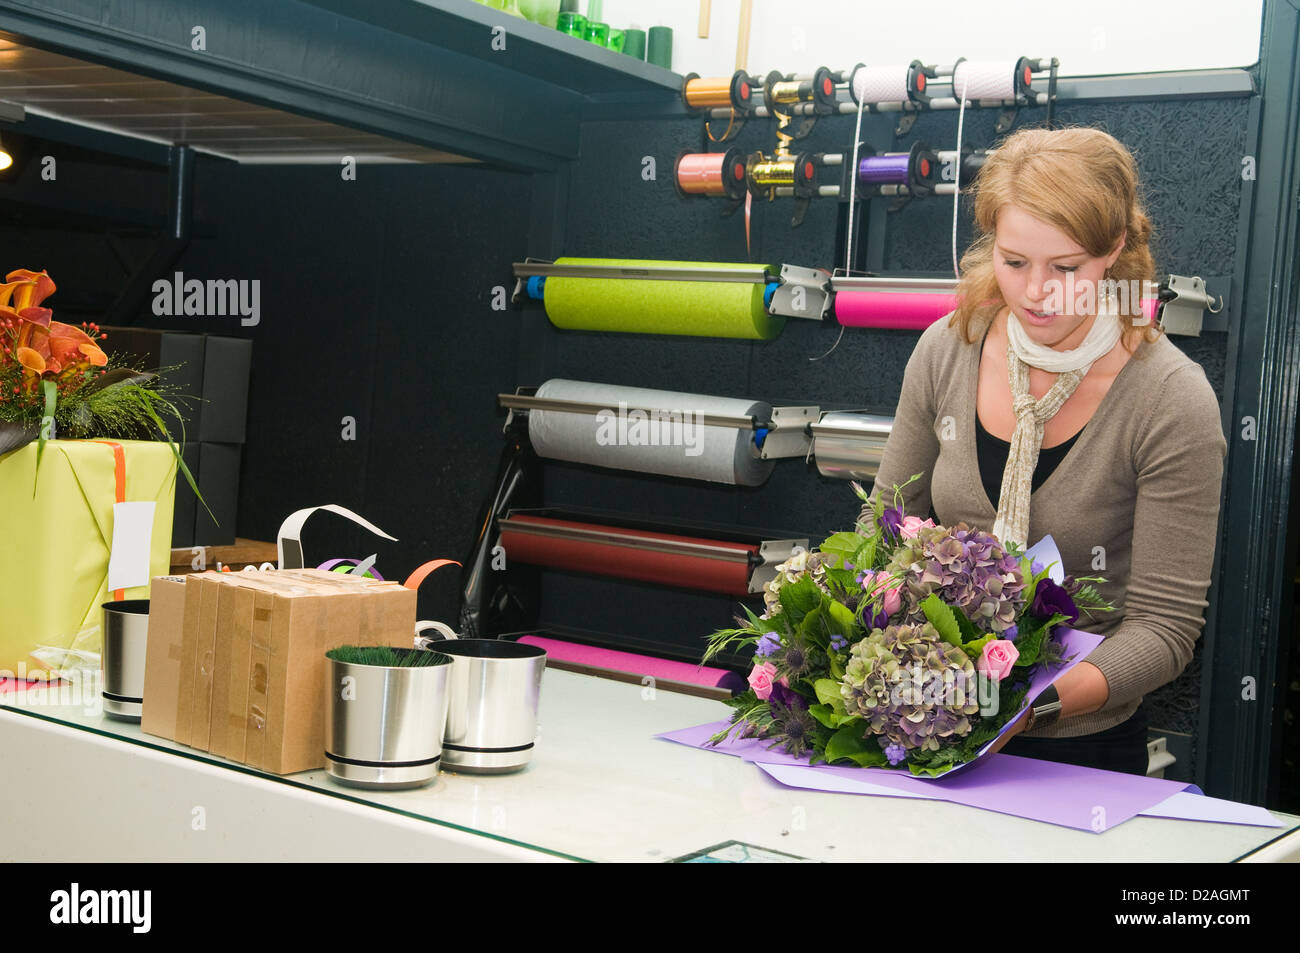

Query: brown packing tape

[140,576,188,742]
[174,573,218,746]
[208,584,251,759]
[225,588,266,765]
[190,575,223,752]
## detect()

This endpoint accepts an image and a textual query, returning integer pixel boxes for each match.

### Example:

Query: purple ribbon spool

[858,153,911,185]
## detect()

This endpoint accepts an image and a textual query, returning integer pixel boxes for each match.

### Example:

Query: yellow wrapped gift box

[0,439,177,677]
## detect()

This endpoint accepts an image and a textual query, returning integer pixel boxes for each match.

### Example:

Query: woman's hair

[949,125,1163,357]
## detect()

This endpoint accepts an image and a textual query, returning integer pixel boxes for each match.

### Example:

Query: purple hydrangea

[885,522,1027,635]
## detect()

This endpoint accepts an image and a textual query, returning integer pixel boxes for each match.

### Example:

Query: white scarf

[990,300,1122,548]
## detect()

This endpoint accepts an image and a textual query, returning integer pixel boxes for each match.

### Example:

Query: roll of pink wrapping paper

[516,635,738,688]
[835,292,1162,330]
[834,292,959,329]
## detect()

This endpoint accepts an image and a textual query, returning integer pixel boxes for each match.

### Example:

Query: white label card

[107,501,157,592]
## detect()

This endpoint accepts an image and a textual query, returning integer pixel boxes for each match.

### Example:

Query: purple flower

[1031,578,1079,624]
[769,681,808,712]
[1003,624,1019,642]
[830,633,848,653]
[880,506,903,541]
[869,606,889,630]
[1030,560,1044,576]
[754,631,781,658]
[884,743,908,766]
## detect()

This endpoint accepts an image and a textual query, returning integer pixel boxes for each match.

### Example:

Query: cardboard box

[140,576,188,741]
[161,569,417,775]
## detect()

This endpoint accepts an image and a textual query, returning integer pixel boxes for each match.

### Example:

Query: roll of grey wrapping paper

[528,379,775,486]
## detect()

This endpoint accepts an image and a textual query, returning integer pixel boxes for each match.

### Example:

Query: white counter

[2,668,1296,862]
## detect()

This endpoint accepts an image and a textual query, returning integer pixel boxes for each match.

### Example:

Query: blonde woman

[863,126,1227,775]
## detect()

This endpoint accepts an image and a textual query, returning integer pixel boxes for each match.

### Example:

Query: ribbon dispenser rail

[511,258,831,339]
[497,511,807,596]
[500,379,818,486]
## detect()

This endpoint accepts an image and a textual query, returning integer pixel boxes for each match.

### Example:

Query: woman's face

[992,204,1124,351]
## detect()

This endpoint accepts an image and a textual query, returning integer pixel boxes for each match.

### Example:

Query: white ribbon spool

[851,65,911,104]
[951,59,1018,102]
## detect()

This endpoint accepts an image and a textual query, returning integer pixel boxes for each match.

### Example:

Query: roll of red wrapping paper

[515,635,738,689]
[499,514,757,595]
[836,293,1161,330]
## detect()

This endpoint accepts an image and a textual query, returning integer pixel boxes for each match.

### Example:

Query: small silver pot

[416,633,547,774]
[324,648,452,790]
[101,600,150,721]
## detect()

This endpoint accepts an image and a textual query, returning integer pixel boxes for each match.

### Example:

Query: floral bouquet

[0,268,203,502]
[702,476,1115,776]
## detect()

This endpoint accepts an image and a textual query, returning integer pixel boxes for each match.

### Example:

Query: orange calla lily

[15,346,45,374]
[48,321,107,368]
[4,270,56,311]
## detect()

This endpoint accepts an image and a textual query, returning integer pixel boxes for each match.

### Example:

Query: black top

[974,332,1085,513]
[976,414,1083,512]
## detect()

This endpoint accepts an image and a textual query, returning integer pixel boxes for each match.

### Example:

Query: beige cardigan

[861,315,1227,738]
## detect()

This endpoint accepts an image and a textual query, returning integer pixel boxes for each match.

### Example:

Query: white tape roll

[852,65,911,104]
[951,60,1017,102]
[528,379,775,486]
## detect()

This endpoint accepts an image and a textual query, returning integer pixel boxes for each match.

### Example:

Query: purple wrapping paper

[658,718,1205,832]
[656,625,1213,833]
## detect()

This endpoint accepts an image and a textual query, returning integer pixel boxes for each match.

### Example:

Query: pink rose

[900,516,936,539]
[977,639,1020,681]
[748,662,778,700]
[880,577,903,616]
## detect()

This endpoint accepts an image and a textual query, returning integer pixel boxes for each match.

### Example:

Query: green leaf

[33,379,57,495]
[953,608,981,643]
[961,632,996,659]
[777,575,821,623]
[920,593,963,647]
[1013,613,1066,666]
[824,724,873,764]
[814,678,847,713]
[819,531,866,568]
[826,600,858,638]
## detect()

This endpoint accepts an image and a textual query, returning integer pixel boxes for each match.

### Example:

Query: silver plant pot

[417,637,547,775]
[101,599,150,721]
[324,649,453,790]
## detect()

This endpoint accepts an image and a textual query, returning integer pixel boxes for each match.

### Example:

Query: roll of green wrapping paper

[543,258,785,340]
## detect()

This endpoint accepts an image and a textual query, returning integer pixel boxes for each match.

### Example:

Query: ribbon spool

[675,147,747,201]
[950,56,1033,102]
[764,66,836,108]
[857,141,940,195]
[849,60,931,105]
[748,154,796,197]
[682,70,755,111]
